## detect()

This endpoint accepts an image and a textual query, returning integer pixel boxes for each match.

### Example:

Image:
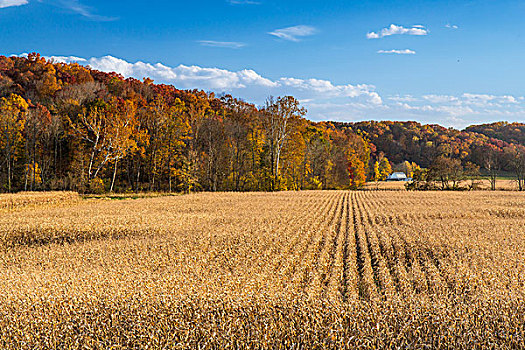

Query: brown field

[1,190,525,348]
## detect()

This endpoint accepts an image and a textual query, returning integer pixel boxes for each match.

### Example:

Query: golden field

[1,190,525,348]
[0,191,79,211]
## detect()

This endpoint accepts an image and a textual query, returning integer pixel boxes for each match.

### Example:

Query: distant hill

[333,121,517,169]
[465,122,525,146]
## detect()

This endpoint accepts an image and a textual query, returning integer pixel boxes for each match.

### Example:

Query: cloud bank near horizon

[43,54,382,105]
[12,54,525,128]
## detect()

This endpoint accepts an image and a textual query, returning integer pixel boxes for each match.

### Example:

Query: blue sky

[2,0,525,128]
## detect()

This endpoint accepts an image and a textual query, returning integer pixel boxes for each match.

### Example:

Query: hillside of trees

[465,122,525,146]
[335,121,525,190]
[0,54,372,193]
[0,54,524,193]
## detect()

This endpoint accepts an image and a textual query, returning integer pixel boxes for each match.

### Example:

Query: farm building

[386,172,412,181]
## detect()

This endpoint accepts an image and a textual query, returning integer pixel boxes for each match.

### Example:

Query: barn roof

[387,172,407,180]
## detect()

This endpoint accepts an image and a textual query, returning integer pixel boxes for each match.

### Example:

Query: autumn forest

[1,53,524,193]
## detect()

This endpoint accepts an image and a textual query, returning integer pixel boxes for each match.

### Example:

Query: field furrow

[351,192,379,301]
[303,191,346,295]
[271,192,338,276]
[288,192,343,292]
[358,192,397,298]
[316,191,348,300]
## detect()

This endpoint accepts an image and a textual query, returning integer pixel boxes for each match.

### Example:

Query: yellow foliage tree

[379,157,392,180]
[0,94,28,191]
[348,150,366,189]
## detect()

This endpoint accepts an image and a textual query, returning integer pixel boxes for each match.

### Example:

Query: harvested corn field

[1,191,525,348]
[0,191,79,211]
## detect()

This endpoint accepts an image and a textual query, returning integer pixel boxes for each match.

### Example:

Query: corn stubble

[0,191,524,348]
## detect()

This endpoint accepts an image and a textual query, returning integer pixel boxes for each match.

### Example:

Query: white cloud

[367,24,428,39]
[78,56,278,90]
[388,95,418,102]
[418,93,519,109]
[0,0,27,8]
[198,41,246,49]
[227,0,261,4]
[377,49,416,55]
[42,0,117,21]
[462,93,517,104]
[397,103,475,116]
[422,95,459,103]
[279,77,382,104]
[47,55,87,63]
[269,25,317,42]
[445,24,459,29]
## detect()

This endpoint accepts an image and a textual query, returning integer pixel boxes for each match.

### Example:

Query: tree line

[0,54,372,193]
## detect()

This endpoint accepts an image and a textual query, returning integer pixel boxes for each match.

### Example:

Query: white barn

[386,172,411,181]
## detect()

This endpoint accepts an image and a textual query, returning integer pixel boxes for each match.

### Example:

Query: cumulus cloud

[80,56,278,90]
[0,0,27,8]
[42,54,379,100]
[445,24,459,29]
[377,49,416,55]
[367,24,428,39]
[198,41,246,49]
[388,95,418,102]
[279,78,382,104]
[422,95,459,103]
[269,25,317,42]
